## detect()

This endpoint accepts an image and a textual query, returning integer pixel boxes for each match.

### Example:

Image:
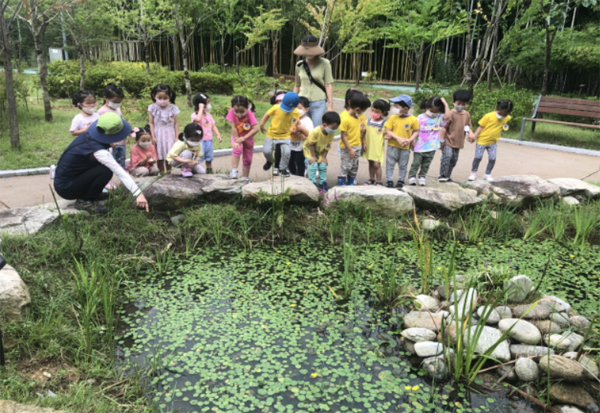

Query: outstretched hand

[136,194,149,212]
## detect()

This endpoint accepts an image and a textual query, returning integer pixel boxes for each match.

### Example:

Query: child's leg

[471,144,485,172]
[448,148,460,177]
[418,151,436,178]
[275,144,282,169]
[338,148,351,185]
[318,163,328,185]
[263,138,274,164]
[129,166,149,177]
[408,152,423,179]
[374,161,382,183]
[308,161,319,185]
[192,164,206,174]
[398,149,410,183]
[149,165,160,176]
[385,147,399,183]
[347,146,362,184]
[367,160,374,181]
[484,143,497,175]
[202,141,214,171]
[439,145,453,178]
[172,149,193,169]
[293,152,306,176]
[278,139,291,171]
[289,151,298,175]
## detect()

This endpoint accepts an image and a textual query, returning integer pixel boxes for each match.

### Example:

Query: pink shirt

[191,112,215,141]
[226,108,257,138]
[128,144,158,170]
[98,106,126,145]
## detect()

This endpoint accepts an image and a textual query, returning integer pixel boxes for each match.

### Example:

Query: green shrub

[0,73,32,109]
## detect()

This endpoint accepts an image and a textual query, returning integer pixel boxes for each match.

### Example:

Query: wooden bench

[519,95,600,141]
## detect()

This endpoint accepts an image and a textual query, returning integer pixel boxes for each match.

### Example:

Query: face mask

[371,113,382,120]
[206,104,212,111]
[425,110,434,117]
[391,107,401,116]
[156,99,170,108]
[454,105,465,112]
[352,111,362,119]
[185,138,201,147]
[496,112,506,119]
[298,109,306,117]
[81,105,97,115]
[139,141,152,149]
[107,101,122,110]
[248,104,253,111]
[325,127,338,135]
[235,111,247,118]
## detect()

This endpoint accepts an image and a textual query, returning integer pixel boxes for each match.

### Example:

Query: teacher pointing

[293,35,334,126]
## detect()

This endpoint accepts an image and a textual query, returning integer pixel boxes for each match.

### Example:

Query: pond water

[117,241,598,413]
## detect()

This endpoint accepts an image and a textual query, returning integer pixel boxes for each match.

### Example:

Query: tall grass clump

[410,211,433,294]
[570,202,600,250]
[456,204,492,242]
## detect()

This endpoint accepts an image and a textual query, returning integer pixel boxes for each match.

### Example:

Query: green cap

[88,113,132,144]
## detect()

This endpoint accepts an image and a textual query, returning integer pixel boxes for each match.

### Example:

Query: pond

[116,240,599,413]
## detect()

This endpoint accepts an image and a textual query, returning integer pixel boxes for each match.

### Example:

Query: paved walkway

[1,138,599,210]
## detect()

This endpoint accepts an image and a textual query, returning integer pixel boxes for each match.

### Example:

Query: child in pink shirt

[128,125,159,177]
[191,93,222,174]
[226,96,258,182]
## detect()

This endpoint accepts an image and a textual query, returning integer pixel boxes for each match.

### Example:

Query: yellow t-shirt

[303,126,334,162]
[166,140,202,163]
[339,110,366,149]
[384,114,419,149]
[266,105,300,140]
[476,112,512,146]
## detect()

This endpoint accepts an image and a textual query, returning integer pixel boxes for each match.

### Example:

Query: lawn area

[504,121,600,150]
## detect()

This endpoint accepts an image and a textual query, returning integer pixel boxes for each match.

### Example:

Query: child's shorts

[202,140,214,162]
[231,136,254,168]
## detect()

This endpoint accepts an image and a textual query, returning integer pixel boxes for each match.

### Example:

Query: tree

[0,0,23,148]
[211,0,243,68]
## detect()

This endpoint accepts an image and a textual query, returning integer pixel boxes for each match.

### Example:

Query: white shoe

[408,177,417,186]
[484,174,494,182]
[418,177,426,186]
[273,168,279,176]
[229,168,238,179]
[468,172,477,181]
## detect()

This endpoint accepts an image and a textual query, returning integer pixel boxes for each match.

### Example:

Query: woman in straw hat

[293,35,334,126]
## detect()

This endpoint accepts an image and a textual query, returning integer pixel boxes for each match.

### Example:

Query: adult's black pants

[55,165,112,201]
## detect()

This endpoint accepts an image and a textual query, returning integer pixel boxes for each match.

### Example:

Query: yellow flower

[290,304,296,307]
[286,262,291,265]
[404,385,412,390]
[311,373,318,378]
[412,385,419,391]
[569,254,575,258]
[277,250,281,253]
[437,267,442,270]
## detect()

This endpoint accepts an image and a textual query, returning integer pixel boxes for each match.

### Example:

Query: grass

[504,121,600,150]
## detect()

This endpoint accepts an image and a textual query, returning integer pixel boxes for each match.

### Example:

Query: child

[384,94,419,189]
[260,92,309,177]
[128,125,159,177]
[439,89,472,183]
[363,99,390,186]
[192,93,222,174]
[98,83,127,168]
[289,96,314,177]
[167,123,205,177]
[304,111,341,190]
[270,91,286,175]
[337,91,371,186]
[468,99,513,182]
[69,90,99,137]
[407,97,450,186]
[148,84,179,172]
[226,96,259,181]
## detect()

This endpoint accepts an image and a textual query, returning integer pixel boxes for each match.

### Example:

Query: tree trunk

[32,20,53,121]
[414,41,425,92]
[182,47,192,107]
[486,38,497,90]
[78,45,86,90]
[541,25,556,96]
[145,40,151,75]
[0,16,21,148]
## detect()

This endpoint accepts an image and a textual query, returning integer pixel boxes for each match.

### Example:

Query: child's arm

[173,114,179,143]
[212,123,222,142]
[230,122,241,149]
[408,130,419,145]
[307,144,318,164]
[171,154,198,167]
[441,98,451,121]
[70,127,88,137]
[193,105,205,123]
[469,126,484,143]
[321,149,330,166]
[296,124,309,137]
[148,113,156,145]
[340,131,356,158]
[237,124,259,144]
[260,113,270,135]
[384,128,408,147]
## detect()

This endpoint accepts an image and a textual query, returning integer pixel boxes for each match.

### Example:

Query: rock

[538,355,586,381]
[561,331,584,352]
[463,180,496,198]
[403,311,445,332]
[547,178,600,199]
[403,339,417,355]
[0,200,85,236]
[561,196,580,206]
[449,288,478,320]
[401,328,437,343]
[422,219,442,230]
[549,312,571,327]
[495,306,512,319]
[545,334,571,351]
[243,176,320,205]
[541,295,571,313]
[170,214,185,226]
[515,358,539,382]
[504,275,533,303]
[485,175,560,206]
[549,383,598,410]
[569,315,591,331]
[422,357,448,380]
[563,352,599,379]
[414,295,440,311]
[414,341,444,357]
[324,186,414,216]
[476,306,500,325]
[0,265,31,321]
[463,326,511,362]
[556,406,585,413]
[532,320,562,334]
[497,364,517,381]
[512,303,550,320]
[510,345,554,358]
[436,285,450,300]
[498,319,542,345]
[401,181,484,212]
[0,401,69,412]
[137,174,247,210]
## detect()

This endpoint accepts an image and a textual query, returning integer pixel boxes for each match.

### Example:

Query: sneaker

[438,176,449,182]
[468,172,477,181]
[396,180,404,189]
[446,178,454,183]
[206,168,214,174]
[229,168,238,179]
[347,176,356,186]
[273,168,279,176]
[263,161,272,171]
[280,169,290,177]
[408,177,417,186]
[364,179,375,186]
[484,174,494,182]
[418,177,426,186]
[386,181,394,188]
[337,176,347,186]
[75,199,109,215]
[243,177,251,184]
[181,167,193,178]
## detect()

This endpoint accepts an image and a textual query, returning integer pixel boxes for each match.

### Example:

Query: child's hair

[270,91,286,105]
[231,95,256,112]
[192,93,209,112]
[372,99,390,117]
[298,96,310,109]
[72,90,95,107]
[151,84,176,103]
[419,97,446,113]
[178,123,204,141]
[344,88,362,109]
[322,111,341,126]
[348,93,371,111]
[132,125,151,141]
[453,89,471,103]
[103,82,124,102]
[496,99,514,112]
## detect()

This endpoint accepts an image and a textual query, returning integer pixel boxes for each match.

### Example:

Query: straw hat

[294,39,325,57]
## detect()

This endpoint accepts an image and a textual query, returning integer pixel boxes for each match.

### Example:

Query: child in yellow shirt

[304,111,341,190]
[337,92,371,186]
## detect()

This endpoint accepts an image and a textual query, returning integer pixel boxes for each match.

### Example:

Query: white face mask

[81,105,97,115]
[391,107,401,116]
[454,105,466,112]
[107,101,122,110]
[139,141,152,149]
[206,104,212,111]
[298,109,306,117]
[248,104,253,111]
[325,127,338,135]
[496,112,506,119]
[425,110,435,117]
[185,139,201,147]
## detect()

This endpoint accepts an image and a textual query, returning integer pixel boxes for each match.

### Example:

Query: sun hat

[280,92,300,113]
[88,113,132,144]
[293,37,326,57]
[390,94,413,107]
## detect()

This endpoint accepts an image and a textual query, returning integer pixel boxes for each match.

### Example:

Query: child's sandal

[364,179,375,186]
[376,182,383,186]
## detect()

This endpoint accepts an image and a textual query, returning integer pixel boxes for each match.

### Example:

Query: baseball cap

[390,94,413,107]
[280,92,300,113]
[87,113,132,144]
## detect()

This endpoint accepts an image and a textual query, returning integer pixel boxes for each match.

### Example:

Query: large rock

[0,265,31,321]
[541,295,571,313]
[510,345,554,358]
[495,306,512,319]
[512,303,551,320]
[401,181,484,212]
[137,174,247,210]
[504,275,533,303]
[422,357,448,381]
[478,175,560,206]
[532,320,562,334]
[414,341,444,357]
[0,401,69,412]
[463,326,511,362]
[0,200,84,236]
[449,288,478,320]
[563,352,599,379]
[324,186,414,216]
[538,355,586,381]
[242,176,320,205]
[404,311,445,332]
[414,295,440,311]
[549,383,599,411]
[544,334,571,351]
[569,315,591,331]
[556,406,585,413]
[561,331,584,352]
[515,357,539,382]
[498,319,541,345]
[547,178,600,199]
[401,328,437,343]
[476,306,500,325]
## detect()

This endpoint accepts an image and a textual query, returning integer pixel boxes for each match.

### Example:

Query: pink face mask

[371,113,382,120]
[156,99,170,108]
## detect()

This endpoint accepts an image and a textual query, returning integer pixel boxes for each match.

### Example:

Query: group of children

[69,83,513,189]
